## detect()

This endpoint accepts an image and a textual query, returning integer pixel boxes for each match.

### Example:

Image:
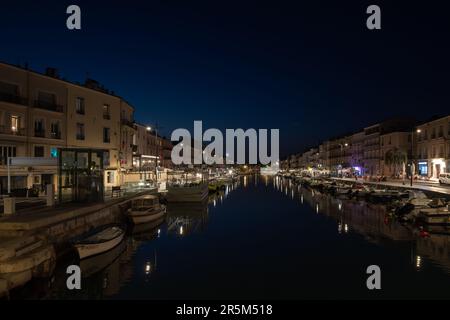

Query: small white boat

[74,225,125,260]
[128,195,166,224]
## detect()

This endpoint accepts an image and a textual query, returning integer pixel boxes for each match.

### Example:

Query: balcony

[121,119,136,129]
[0,92,28,106]
[0,125,26,136]
[103,113,111,120]
[34,130,46,138]
[34,100,63,112]
[50,131,62,139]
[76,134,85,141]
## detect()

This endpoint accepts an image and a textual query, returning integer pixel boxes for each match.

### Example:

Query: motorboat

[128,195,166,224]
[74,225,125,259]
[417,205,450,225]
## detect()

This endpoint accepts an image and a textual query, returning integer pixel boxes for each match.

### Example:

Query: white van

[439,173,450,185]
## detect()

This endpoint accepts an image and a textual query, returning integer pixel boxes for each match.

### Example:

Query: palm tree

[384,148,408,177]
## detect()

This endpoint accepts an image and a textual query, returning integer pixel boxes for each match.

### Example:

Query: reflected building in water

[276,177,450,275]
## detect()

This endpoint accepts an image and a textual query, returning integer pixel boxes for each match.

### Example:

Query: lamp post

[147,123,163,185]
[339,142,348,177]
[410,128,421,187]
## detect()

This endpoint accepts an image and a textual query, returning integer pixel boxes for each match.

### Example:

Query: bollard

[4,197,16,215]
[46,184,55,207]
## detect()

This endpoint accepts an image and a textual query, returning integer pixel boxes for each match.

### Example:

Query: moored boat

[128,195,166,224]
[417,205,450,225]
[167,183,208,202]
[74,225,125,260]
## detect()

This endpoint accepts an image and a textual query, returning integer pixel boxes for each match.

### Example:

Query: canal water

[12,175,450,299]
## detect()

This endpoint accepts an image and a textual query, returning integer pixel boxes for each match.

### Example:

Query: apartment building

[416,115,450,179]
[0,64,67,193]
[350,131,365,176]
[380,131,411,177]
[0,62,138,195]
[363,118,415,176]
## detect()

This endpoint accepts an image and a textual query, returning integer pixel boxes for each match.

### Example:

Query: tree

[384,148,408,177]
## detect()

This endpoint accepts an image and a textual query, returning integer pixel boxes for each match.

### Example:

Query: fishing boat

[74,225,125,260]
[128,195,166,224]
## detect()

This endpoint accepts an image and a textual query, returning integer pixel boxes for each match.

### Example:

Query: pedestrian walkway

[332,177,450,196]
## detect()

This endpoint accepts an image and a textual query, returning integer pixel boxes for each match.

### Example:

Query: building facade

[0,62,165,196]
[416,115,450,179]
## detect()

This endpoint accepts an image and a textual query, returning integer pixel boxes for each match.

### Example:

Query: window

[431,128,436,139]
[438,126,443,138]
[107,171,114,184]
[0,81,20,104]
[34,119,45,137]
[76,97,85,115]
[0,146,16,164]
[448,122,450,135]
[34,146,44,157]
[11,115,19,133]
[103,104,110,119]
[50,122,60,139]
[439,146,444,157]
[76,123,85,140]
[425,129,428,140]
[103,127,110,143]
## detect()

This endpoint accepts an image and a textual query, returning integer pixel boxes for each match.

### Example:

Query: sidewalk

[331,177,450,196]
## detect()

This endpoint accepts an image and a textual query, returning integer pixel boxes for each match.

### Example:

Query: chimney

[85,78,100,90]
[45,67,59,78]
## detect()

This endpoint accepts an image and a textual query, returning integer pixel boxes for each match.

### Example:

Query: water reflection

[276,176,450,275]
[11,175,450,299]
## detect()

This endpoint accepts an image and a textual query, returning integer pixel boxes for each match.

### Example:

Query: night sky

[1,1,449,157]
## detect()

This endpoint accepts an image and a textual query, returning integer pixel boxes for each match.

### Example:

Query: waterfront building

[415,115,450,179]
[362,118,415,177]
[0,61,154,197]
[379,131,411,177]
[349,131,365,176]
[0,63,68,193]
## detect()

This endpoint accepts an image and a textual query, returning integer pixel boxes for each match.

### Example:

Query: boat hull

[167,184,208,202]
[75,232,125,260]
[130,208,166,224]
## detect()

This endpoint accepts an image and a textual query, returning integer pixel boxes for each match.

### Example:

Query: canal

[11,175,450,299]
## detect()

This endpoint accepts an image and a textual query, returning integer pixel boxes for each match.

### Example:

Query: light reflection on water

[11,176,450,299]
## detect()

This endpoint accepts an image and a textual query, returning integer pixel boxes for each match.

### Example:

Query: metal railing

[0,92,28,105]
[34,130,46,138]
[0,126,26,136]
[34,100,63,112]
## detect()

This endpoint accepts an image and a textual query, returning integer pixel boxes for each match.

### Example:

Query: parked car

[439,173,450,185]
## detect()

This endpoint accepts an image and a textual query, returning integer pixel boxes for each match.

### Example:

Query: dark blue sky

[1,1,449,156]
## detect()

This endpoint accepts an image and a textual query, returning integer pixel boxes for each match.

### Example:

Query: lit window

[51,148,58,158]
[11,115,19,132]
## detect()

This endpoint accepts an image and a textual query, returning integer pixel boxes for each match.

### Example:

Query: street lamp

[410,128,421,186]
[146,126,152,131]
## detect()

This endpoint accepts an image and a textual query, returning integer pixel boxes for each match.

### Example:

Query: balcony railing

[34,130,46,138]
[76,134,85,140]
[121,119,136,129]
[103,113,111,120]
[0,126,26,136]
[34,100,63,112]
[0,92,28,105]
